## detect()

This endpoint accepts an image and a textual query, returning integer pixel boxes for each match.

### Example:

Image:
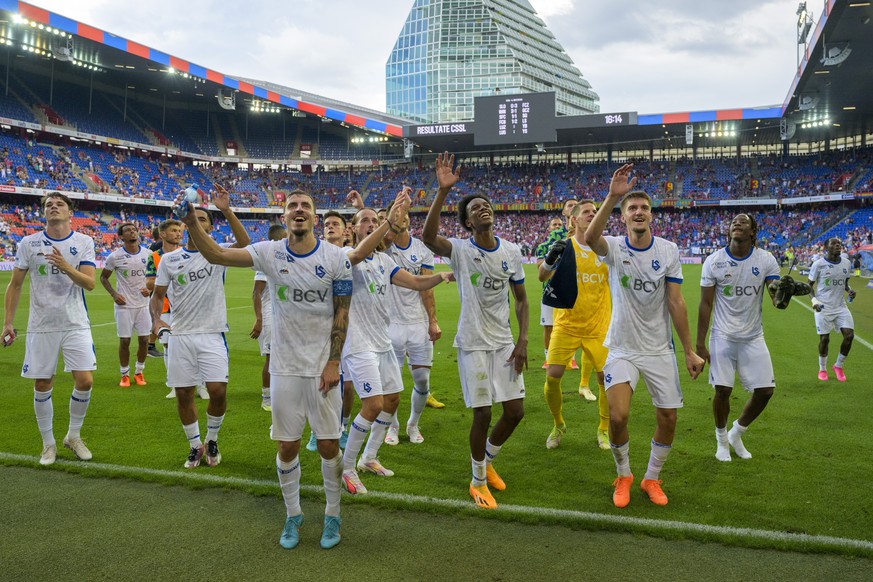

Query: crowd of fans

[1,132,873,212]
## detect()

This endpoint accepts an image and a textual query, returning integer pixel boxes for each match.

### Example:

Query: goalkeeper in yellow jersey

[538,200,612,450]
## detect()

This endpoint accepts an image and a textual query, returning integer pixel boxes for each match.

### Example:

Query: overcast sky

[33,0,807,115]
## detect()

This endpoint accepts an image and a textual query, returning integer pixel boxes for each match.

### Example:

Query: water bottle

[174,184,199,218]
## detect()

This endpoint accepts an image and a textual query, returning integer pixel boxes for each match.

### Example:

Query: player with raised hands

[150,184,250,471]
[584,163,704,508]
[423,152,530,510]
[339,187,454,495]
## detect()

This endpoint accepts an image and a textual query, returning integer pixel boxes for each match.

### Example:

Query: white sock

[321,453,343,517]
[261,386,270,401]
[342,414,372,470]
[135,361,145,374]
[644,439,672,481]
[715,427,731,461]
[277,454,302,517]
[471,456,487,486]
[835,353,847,368]
[610,441,631,477]
[819,356,827,371]
[389,410,400,431]
[205,414,224,442]
[485,439,502,465]
[544,348,548,358]
[341,416,350,432]
[67,389,91,439]
[183,421,202,448]
[34,388,54,446]
[408,368,430,426]
[120,365,130,376]
[363,411,393,461]
[728,419,752,459]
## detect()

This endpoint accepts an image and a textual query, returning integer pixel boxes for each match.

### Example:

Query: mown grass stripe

[3,451,871,553]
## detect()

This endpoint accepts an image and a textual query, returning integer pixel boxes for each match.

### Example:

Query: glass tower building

[386,0,600,123]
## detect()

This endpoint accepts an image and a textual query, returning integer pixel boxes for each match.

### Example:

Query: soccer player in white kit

[304,210,355,452]
[3,192,98,465]
[339,189,453,496]
[145,219,188,399]
[383,197,443,446]
[423,153,530,510]
[150,187,250,470]
[808,237,856,382]
[179,190,353,550]
[251,224,288,411]
[101,222,152,387]
[584,164,705,508]
[696,214,786,462]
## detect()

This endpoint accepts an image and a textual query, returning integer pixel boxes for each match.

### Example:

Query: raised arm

[212,184,250,248]
[695,285,715,362]
[177,197,254,268]
[422,152,458,258]
[346,189,410,265]
[585,163,636,256]
[2,267,27,346]
[666,281,705,379]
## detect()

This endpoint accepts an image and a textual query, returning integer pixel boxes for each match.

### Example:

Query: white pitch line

[790,297,873,350]
[2,451,872,553]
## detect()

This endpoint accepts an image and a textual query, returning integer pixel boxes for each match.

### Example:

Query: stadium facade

[386,0,600,123]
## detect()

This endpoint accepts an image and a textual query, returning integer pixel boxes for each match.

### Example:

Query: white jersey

[247,239,352,377]
[600,235,682,355]
[104,246,151,309]
[14,230,96,332]
[808,257,852,312]
[387,236,434,325]
[154,244,232,335]
[701,247,780,340]
[343,249,400,356]
[448,237,525,350]
[254,270,272,327]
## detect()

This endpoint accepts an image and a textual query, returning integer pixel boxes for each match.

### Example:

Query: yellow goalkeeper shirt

[553,237,611,338]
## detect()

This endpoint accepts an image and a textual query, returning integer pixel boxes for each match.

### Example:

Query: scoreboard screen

[474,92,557,146]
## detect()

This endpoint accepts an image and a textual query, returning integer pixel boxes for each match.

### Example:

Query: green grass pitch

[1,263,872,556]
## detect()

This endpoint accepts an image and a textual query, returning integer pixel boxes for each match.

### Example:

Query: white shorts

[269,375,342,441]
[540,302,554,327]
[22,329,96,379]
[389,322,433,367]
[708,335,775,391]
[115,305,151,338]
[814,308,854,335]
[343,350,404,399]
[157,312,173,346]
[603,350,683,409]
[457,345,526,409]
[166,333,229,388]
[258,323,272,356]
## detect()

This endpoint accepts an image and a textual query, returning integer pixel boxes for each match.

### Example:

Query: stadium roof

[0,0,408,137]
[782,0,873,141]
